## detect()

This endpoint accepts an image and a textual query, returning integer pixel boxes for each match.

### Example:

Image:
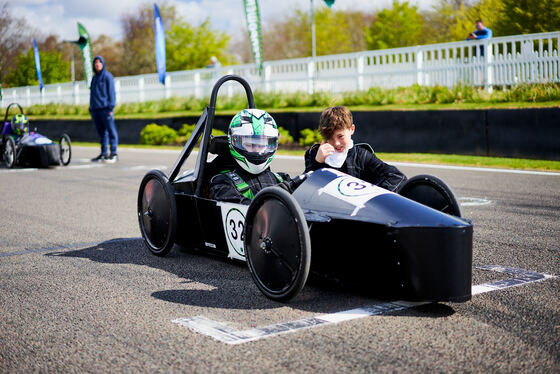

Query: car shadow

[48,237,455,317]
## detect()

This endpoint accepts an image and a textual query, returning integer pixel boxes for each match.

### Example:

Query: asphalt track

[1,146,558,373]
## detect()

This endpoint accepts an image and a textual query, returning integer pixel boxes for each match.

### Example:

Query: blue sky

[7,0,436,41]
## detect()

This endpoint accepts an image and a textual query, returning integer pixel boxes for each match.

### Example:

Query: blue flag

[154,4,166,85]
[32,38,44,90]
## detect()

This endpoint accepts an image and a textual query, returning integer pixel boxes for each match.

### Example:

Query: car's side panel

[194,197,230,258]
[174,193,203,250]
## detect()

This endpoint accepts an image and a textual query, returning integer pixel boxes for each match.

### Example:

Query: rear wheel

[3,137,16,168]
[59,134,72,166]
[244,187,311,302]
[137,170,177,256]
[397,174,462,217]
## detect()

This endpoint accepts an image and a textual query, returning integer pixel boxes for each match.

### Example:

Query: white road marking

[173,266,556,345]
[458,197,493,206]
[72,146,560,176]
[61,164,105,170]
[127,165,168,171]
[389,162,560,176]
[73,146,181,155]
[273,155,560,176]
[0,167,39,173]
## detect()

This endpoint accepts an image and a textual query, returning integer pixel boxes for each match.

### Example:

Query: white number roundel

[337,177,378,197]
[225,208,245,257]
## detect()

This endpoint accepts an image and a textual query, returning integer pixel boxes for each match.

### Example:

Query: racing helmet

[228,109,279,175]
[11,114,29,136]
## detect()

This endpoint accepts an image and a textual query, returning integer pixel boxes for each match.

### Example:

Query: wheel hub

[260,237,272,254]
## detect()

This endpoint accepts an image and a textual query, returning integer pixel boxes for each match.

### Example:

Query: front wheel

[137,170,177,256]
[59,134,72,166]
[244,187,311,302]
[3,137,16,168]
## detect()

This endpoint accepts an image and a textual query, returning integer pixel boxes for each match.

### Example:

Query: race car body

[1,103,71,168]
[137,75,473,302]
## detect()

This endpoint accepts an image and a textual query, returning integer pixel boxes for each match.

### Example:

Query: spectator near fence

[466,19,493,56]
[89,55,119,163]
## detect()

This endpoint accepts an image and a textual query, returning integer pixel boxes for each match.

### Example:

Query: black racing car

[1,103,71,168]
[137,75,473,302]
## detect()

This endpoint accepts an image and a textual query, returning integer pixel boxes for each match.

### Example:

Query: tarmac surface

[1,146,558,373]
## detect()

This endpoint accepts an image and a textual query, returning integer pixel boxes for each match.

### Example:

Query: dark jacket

[209,167,290,205]
[304,143,406,191]
[89,56,116,111]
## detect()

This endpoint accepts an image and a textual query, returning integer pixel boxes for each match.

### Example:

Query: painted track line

[389,162,560,176]
[276,155,560,176]
[173,265,556,345]
[73,147,559,176]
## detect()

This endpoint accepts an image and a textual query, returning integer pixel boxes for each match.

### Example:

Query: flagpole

[311,0,316,60]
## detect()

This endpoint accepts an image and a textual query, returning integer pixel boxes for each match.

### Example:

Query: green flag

[243,0,263,75]
[76,23,93,87]
[324,0,335,7]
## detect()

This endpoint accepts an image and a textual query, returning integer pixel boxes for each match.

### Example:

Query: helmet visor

[231,134,278,155]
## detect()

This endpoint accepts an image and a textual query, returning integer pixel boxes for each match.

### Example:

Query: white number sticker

[318,174,390,216]
[219,202,249,261]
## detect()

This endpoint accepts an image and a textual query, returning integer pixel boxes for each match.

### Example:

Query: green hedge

[17,83,560,117]
[298,128,322,147]
[140,122,311,147]
[140,124,178,145]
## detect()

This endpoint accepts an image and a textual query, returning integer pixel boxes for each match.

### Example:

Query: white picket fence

[1,31,559,108]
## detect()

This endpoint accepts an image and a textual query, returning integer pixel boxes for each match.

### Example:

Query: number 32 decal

[228,218,244,242]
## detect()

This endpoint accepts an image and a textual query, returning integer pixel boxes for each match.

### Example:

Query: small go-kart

[1,103,72,168]
[137,75,473,302]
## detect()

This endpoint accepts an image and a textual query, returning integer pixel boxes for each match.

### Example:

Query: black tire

[59,133,72,166]
[137,170,177,256]
[397,174,462,217]
[244,187,311,302]
[3,137,16,168]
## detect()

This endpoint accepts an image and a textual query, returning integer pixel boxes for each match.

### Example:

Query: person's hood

[92,55,106,74]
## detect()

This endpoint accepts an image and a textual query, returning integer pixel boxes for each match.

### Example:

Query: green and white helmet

[229,109,279,175]
[11,114,29,136]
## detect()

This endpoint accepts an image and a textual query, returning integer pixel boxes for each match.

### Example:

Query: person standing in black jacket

[304,106,406,191]
[89,55,118,163]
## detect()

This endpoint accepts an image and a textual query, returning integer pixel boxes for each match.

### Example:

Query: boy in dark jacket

[304,106,406,191]
[89,55,118,163]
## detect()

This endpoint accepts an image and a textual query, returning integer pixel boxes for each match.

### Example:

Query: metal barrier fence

[1,31,558,108]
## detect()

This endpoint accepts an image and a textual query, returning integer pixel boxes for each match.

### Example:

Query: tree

[448,0,502,40]
[5,48,69,87]
[494,0,560,36]
[166,18,231,70]
[366,0,425,49]
[231,7,373,62]
[92,34,124,77]
[0,2,37,87]
[312,8,372,56]
[119,2,176,76]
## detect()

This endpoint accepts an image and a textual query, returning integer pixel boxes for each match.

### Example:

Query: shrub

[278,126,294,145]
[299,128,322,147]
[175,123,226,145]
[140,123,177,145]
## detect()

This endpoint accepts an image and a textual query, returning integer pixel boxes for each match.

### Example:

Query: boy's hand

[315,141,334,163]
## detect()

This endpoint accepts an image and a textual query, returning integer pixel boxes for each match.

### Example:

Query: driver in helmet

[209,109,291,204]
[10,114,29,138]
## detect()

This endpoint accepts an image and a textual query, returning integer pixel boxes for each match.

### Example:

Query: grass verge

[74,142,560,172]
